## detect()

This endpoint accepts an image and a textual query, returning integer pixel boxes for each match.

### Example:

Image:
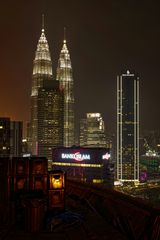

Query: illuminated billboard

[61,152,90,161]
[52,147,113,185]
[53,147,110,164]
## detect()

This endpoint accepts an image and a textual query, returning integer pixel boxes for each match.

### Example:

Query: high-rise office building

[10,121,23,157]
[56,35,75,147]
[0,118,22,157]
[0,118,10,157]
[37,80,64,162]
[30,22,53,155]
[80,113,106,148]
[117,70,139,184]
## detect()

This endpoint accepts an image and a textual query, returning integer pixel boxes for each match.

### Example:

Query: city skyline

[0,1,160,135]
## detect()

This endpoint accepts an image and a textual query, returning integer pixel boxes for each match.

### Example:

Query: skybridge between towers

[1,157,160,240]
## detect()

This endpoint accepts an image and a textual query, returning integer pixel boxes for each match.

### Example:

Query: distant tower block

[37,80,64,163]
[80,113,107,148]
[117,70,139,184]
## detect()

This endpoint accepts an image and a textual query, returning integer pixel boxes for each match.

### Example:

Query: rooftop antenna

[64,27,66,43]
[42,14,45,32]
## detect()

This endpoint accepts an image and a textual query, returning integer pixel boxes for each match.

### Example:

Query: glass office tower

[0,118,10,157]
[80,113,106,148]
[117,70,139,184]
[37,80,64,162]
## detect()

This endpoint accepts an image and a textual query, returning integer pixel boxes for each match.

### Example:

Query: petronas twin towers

[30,19,75,157]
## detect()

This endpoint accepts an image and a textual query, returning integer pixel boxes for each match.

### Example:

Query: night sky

[0,0,160,136]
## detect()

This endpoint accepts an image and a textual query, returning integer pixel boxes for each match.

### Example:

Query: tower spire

[42,14,44,32]
[63,27,66,43]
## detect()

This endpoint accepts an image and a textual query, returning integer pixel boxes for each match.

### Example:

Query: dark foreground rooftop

[1,194,126,240]
[1,179,160,240]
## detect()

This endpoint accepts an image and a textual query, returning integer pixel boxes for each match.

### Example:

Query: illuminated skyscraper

[117,70,139,184]
[0,118,10,157]
[10,121,23,157]
[30,20,53,155]
[37,80,64,163]
[56,33,75,147]
[80,113,106,148]
[0,118,22,157]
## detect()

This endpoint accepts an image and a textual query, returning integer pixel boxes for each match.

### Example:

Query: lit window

[52,162,102,168]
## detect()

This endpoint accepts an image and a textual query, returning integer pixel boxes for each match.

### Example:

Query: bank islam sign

[61,152,90,161]
[61,151,110,161]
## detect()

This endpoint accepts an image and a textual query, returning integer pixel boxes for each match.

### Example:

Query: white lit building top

[32,28,53,76]
[87,113,101,118]
[58,39,72,69]
[80,113,106,148]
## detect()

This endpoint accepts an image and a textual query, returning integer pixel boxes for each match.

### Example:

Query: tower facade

[56,37,75,147]
[117,70,139,184]
[10,121,23,157]
[0,118,10,157]
[30,25,53,155]
[80,113,106,148]
[37,80,64,162]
